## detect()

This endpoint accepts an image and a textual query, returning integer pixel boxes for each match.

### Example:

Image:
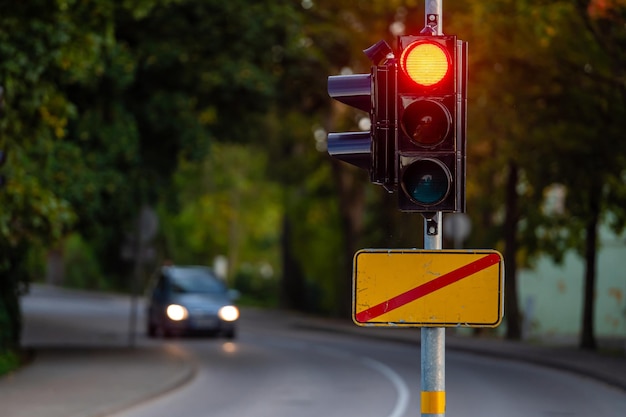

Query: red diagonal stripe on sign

[355,253,501,322]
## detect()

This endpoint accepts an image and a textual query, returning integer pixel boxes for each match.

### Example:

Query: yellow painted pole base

[421,391,446,415]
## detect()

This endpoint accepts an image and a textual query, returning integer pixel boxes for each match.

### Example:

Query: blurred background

[0,0,625,371]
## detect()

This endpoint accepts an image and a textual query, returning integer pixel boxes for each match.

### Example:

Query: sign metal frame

[353,249,504,328]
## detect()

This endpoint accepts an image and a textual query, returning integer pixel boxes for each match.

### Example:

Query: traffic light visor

[327,74,371,113]
[400,41,451,87]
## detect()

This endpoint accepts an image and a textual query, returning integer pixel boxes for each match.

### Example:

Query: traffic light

[327,41,396,190]
[396,35,467,212]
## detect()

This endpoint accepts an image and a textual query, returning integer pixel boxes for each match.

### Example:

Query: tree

[0,0,309,351]
[448,1,543,339]
[0,0,101,351]
[524,0,626,349]
[451,0,626,346]
[162,142,282,285]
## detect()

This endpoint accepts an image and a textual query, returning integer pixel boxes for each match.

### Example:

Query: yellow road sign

[353,249,504,327]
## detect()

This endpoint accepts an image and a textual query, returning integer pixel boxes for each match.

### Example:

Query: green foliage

[63,234,108,290]
[233,264,279,308]
[448,0,626,260]
[0,0,307,348]
[0,349,20,377]
[1,0,624,350]
[445,0,626,343]
[161,142,282,277]
[0,305,12,353]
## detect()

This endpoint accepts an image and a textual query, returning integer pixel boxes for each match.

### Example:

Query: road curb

[90,348,199,417]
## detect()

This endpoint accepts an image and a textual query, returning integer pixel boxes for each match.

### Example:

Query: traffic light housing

[327,41,396,190]
[396,35,467,212]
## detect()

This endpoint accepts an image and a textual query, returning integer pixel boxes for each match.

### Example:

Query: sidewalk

[0,309,624,417]
[0,346,195,417]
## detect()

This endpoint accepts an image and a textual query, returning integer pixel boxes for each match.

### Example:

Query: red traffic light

[400,41,451,88]
[396,35,467,213]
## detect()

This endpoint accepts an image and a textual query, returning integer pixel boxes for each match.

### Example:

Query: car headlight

[166,304,188,321]
[218,305,239,322]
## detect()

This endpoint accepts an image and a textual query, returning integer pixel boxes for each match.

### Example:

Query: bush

[0,349,20,377]
[233,266,279,308]
[64,234,108,290]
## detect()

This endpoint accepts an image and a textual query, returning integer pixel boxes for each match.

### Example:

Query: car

[146,265,240,339]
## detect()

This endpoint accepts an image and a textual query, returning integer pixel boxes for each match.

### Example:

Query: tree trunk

[279,213,306,311]
[45,247,64,286]
[580,188,600,350]
[503,161,521,340]
[0,273,20,351]
[0,247,25,351]
[330,159,366,317]
[324,102,366,317]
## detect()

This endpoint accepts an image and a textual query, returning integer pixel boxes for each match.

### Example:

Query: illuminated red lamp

[400,41,451,88]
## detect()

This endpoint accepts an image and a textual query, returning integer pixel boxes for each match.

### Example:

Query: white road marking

[360,357,411,417]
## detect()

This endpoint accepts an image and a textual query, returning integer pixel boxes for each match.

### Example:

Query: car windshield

[169,268,226,294]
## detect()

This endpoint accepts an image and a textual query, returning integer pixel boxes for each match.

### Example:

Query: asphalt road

[109,322,626,417]
[17,285,626,417]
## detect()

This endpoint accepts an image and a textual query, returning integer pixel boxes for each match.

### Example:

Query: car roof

[162,265,213,273]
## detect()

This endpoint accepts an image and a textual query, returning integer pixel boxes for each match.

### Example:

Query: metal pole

[421,213,445,416]
[422,2,445,415]
[425,0,443,35]
[128,224,143,348]
[422,2,444,413]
